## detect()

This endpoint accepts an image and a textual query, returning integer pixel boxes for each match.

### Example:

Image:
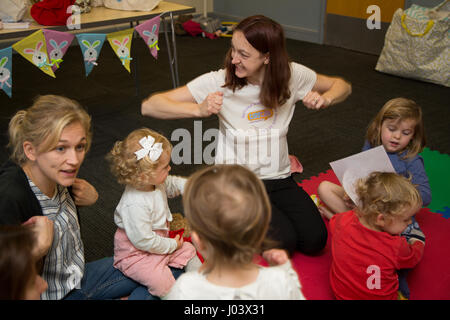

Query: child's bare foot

[262,249,289,266]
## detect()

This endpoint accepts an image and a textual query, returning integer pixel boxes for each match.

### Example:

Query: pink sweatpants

[113,228,196,297]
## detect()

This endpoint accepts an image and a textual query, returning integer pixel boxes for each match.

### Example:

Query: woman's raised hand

[199,91,223,117]
[302,91,331,110]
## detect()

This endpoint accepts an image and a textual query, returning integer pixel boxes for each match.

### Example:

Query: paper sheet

[329,146,395,205]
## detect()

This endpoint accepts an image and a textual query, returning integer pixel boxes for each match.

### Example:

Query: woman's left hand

[71,178,99,206]
[302,91,330,110]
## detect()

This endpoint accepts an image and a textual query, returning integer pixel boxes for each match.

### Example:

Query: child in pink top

[107,128,201,298]
[329,172,424,300]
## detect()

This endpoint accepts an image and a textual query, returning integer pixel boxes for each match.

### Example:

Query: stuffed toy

[30,0,76,26]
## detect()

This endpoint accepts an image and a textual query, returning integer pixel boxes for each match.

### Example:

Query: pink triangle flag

[42,29,75,72]
[135,16,161,59]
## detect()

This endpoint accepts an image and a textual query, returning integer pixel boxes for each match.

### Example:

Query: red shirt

[329,210,424,300]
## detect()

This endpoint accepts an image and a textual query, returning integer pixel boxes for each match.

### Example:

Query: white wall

[213,0,327,43]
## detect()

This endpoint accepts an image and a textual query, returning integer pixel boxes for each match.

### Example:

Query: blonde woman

[0,95,146,299]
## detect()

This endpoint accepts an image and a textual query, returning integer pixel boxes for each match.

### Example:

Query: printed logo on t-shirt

[247,108,273,122]
[242,102,277,128]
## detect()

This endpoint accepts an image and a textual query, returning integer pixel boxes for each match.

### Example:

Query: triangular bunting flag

[135,16,161,59]
[12,30,55,78]
[107,28,134,73]
[42,29,75,72]
[76,33,106,77]
[0,47,13,98]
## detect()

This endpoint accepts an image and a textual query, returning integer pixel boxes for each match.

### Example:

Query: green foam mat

[420,147,450,212]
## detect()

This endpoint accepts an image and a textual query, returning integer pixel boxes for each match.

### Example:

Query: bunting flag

[12,30,55,78]
[42,29,75,72]
[0,47,13,98]
[135,15,161,59]
[107,28,134,73]
[0,15,165,97]
[76,33,106,77]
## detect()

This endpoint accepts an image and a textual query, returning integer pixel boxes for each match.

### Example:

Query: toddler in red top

[329,172,424,300]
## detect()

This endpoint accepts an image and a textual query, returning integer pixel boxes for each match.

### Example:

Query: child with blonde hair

[107,128,201,298]
[318,97,430,218]
[165,164,305,300]
[318,98,430,298]
[329,172,425,300]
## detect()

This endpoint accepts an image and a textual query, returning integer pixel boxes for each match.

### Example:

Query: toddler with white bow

[106,128,202,298]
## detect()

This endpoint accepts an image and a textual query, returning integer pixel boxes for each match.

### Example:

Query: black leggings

[263,176,328,256]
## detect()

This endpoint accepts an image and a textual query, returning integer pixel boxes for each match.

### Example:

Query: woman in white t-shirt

[141,15,351,256]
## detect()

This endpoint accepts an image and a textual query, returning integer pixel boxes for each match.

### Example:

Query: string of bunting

[0,15,162,98]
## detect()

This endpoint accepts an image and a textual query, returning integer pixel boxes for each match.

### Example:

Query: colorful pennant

[12,30,55,78]
[135,16,161,59]
[42,29,75,72]
[0,47,13,98]
[1,14,165,97]
[107,28,134,73]
[76,33,106,77]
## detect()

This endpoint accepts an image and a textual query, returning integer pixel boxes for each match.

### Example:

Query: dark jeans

[263,175,328,256]
[64,257,184,300]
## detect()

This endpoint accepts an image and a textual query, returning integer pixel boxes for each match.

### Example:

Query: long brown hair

[223,15,291,109]
[0,225,37,300]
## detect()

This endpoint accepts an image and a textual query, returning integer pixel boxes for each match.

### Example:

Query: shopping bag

[375,1,450,87]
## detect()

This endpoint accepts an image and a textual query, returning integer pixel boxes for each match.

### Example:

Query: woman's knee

[297,222,328,255]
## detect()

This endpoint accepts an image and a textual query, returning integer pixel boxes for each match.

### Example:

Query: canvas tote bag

[103,0,161,12]
[375,0,449,87]
[0,0,29,22]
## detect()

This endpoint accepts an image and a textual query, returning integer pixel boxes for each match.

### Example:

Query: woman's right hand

[23,216,54,259]
[199,91,223,117]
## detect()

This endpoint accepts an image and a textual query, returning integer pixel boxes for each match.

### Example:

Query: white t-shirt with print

[187,62,316,179]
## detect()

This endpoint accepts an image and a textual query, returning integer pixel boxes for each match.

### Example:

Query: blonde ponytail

[7,95,92,165]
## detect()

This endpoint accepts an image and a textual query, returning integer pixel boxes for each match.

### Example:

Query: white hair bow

[134,135,163,161]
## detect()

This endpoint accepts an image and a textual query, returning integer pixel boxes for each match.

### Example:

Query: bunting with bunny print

[107,28,134,73]
[42,29,75,72]
[0,14,169,97]
[76,33,106,77]
[135,15,161,59]
[12,30,55,78]
[0,47,13,98]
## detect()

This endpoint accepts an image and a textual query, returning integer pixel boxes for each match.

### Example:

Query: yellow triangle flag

[12,30,55,78]
[107,28,134,73]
